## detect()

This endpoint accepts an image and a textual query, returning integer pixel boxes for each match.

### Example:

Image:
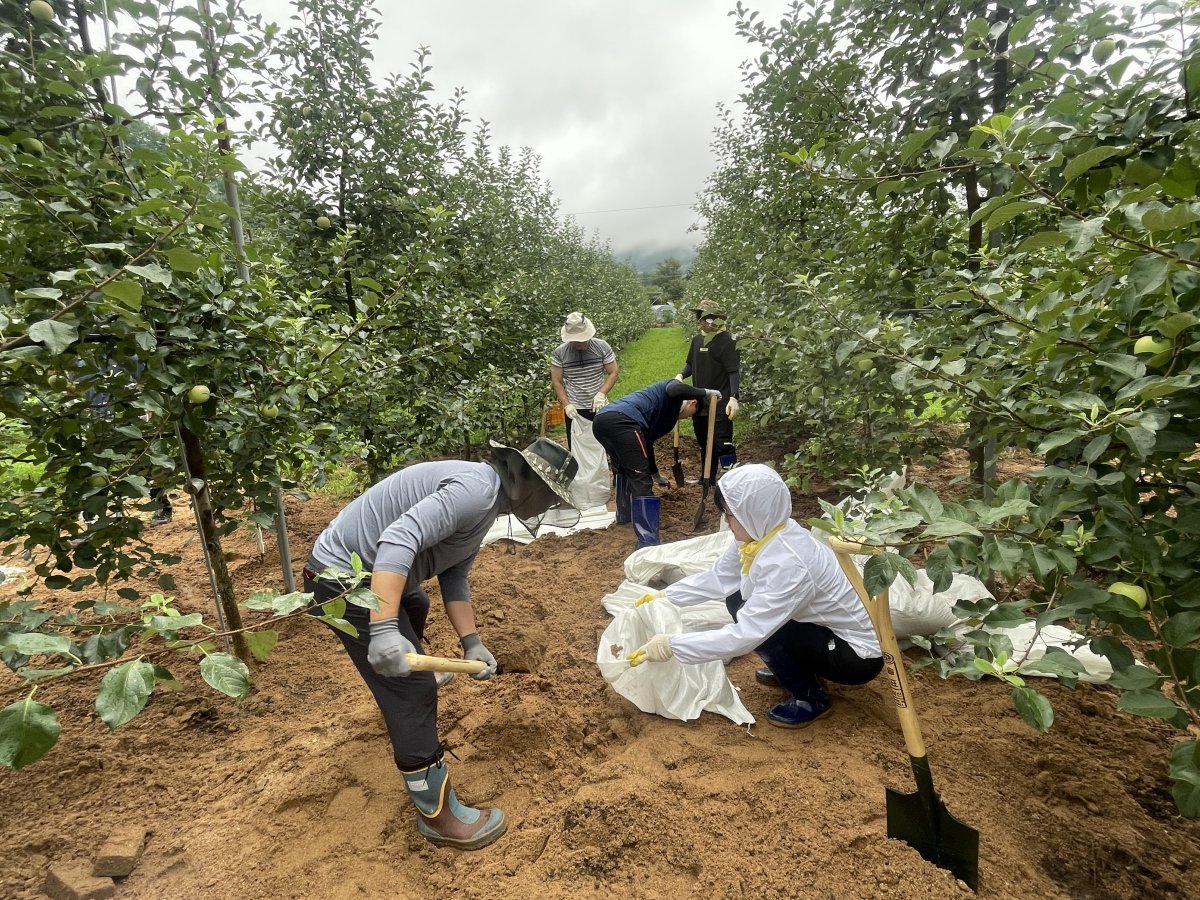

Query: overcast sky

[241,0,792,267]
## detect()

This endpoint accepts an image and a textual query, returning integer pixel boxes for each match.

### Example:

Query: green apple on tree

[28,0,55,23]
[1108,581,1147,609]
[887,268,902,282]
[1092,39,1116,65]
[187,384,211,404]
[260,403,280,418]
[359,111,374,125]
[19,137,44,156]
[315,215,331,229]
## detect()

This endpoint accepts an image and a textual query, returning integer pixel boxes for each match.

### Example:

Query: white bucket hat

[560,312,597,342]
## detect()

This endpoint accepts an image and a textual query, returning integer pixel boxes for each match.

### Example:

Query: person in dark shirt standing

[676,299,740,483]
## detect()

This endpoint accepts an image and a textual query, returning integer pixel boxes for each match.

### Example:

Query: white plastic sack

[566,415,610,510]
[623,530,735,584]
[601,580,733,631]
[597,601,755,725]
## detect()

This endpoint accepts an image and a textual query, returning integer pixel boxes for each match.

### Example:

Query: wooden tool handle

[701,394,719,481]
[828,538,927,759]
[673,422,680,450]
[405,653,487,675]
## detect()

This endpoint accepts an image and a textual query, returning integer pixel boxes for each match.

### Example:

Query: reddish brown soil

[2,437,1198,900]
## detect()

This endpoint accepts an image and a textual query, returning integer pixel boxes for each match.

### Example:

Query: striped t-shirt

[551,338,616,406]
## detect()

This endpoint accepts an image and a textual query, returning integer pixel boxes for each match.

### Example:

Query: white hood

[716,464,791,540]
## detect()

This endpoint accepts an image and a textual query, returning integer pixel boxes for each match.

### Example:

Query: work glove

[726,396,740,419]
[592,392,608,411]
[629,634,673,667]
[704,389,722,407]
[564,403,578,420]
[461,633,498,680]
[673,373,684,382]
[367,620,415,678]
[633,591,663,607]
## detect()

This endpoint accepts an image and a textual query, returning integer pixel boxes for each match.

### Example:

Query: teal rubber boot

[401,758,506,850]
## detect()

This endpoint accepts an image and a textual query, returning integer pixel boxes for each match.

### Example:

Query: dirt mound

[2,443,1198,899]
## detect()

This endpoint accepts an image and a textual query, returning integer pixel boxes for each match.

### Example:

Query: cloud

[245,0,791,262]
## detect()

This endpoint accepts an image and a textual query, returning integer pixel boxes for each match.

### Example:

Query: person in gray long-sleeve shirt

[303,438,577,852]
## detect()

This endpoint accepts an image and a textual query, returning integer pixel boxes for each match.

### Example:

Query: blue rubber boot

[401,757,506,850]
[615,473,631,524]
[632,495,661,548]
[766,680,831,728]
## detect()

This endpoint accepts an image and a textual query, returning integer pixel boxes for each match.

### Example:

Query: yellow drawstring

[738,523,786,574]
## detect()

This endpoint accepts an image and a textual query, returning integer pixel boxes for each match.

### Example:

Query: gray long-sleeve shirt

[309,460,507,601]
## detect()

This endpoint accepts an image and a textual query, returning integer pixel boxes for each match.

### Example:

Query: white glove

[726,396,740,418]
[564,403,578,420]
[674,373,684,382]
[461,633,498,680]
[367,620,415,677]
[629,634,673,667]
[592,392,608,411]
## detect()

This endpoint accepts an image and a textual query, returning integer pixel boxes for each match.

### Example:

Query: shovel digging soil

[671,423,685,487]
[691,393,719,531]
[829,538,980,892]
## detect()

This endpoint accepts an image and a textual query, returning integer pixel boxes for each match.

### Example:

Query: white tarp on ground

[481,505,615,547]
[566,415,611,510]
[599,521,1114,724]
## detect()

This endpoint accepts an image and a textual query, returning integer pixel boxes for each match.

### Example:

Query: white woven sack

[597,602,754,725]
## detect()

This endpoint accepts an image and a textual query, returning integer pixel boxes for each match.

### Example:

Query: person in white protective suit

[629,464,885,727]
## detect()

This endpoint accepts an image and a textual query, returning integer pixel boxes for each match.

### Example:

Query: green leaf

[27,319,78,355]
[126,263,173,287]
[244,630,279,662]
[924,548,955,595]
[0,698,61,768]
[1090,635,1135,668]
[862,552,916,597]
[1169,741,1200,817]
[1012,685,1054,731]
[271,591,314,616]
[1106,664,1161,691]
[101,280,144,309]
[906,484,944,522]
[1062,146,1125,185]
[318,615,358,637]
[1161,612,1200,648]
[0,632,74,658]
[1015,232,1070,252]
[1019,647,1087,680]
[200,653,250,699]
[1117,689,1182,721]
[242,590,277,610]
[95,659,156,729]
[342,587,380,611]
[165,248,204,273]
[986,200,1045,230]
[1141,204,1200,233]
[147,613,204,633]
[920,518,984,539]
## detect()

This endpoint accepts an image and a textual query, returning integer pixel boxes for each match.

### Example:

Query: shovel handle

[828,538,926,759]
[405,653,487,675]
[701,394,718,482]
[673,422,680,450]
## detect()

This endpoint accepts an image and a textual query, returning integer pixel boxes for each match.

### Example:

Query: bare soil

[2,436,1198,900]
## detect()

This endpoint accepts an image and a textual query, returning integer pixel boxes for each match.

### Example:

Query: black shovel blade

[671,457,685,487]
[692,484,708,531]
[886,786,979,891]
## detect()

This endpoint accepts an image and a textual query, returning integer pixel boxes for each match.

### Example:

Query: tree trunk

[178,424,250,662]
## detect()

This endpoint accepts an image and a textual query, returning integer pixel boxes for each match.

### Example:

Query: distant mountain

[614,245,697,275]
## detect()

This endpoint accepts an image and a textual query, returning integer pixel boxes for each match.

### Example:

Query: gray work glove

[367,619,415,677]
[460,633,498,680]
[704,389,722,405]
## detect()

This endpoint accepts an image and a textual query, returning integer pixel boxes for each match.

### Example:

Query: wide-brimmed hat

[560,312,597,342]
[489,437,578,509]
[692,298,727,320]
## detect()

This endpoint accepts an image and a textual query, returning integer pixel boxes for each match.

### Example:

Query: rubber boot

[632,495,661,548]
[615,473,631,524]
[401,757,507,850]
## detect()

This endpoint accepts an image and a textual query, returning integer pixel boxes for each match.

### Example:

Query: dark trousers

[726,592,883,696]
[693,413,735,476]
[304,564,442,770]
[592,411,654,499]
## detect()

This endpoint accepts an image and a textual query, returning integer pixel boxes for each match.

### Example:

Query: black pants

[592,411,654,499]
[304,563,442,770]
[726,592,883,696]
[693,413,735,476]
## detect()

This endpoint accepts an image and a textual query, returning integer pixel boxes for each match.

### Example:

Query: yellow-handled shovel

[829,537,980,892]
[405,653,486,675]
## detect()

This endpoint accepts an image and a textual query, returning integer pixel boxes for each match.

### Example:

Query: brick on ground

[92,825,148,878]
[42,863,115,900]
